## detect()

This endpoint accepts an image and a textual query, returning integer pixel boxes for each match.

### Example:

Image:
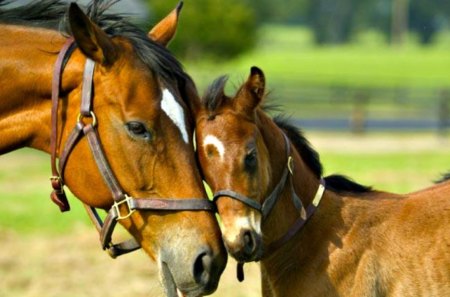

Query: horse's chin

[160,261,191,297]
[160,261,179,297]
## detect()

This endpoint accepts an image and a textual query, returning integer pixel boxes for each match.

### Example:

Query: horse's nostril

[193,251,212,286]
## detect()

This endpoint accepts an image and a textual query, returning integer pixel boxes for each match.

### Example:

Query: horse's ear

[68,3,117,65]
[148,1,183,47]
[235,66,266,114]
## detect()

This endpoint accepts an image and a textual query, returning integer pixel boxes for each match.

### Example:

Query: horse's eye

[244,149,257,172]
[126,121,152,140]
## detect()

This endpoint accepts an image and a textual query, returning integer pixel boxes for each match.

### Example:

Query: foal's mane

[202,76,373,194]
[0,0,193,97]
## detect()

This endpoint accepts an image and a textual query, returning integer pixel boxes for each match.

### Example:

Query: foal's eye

[244,149,257,172]
[126,121,152,140]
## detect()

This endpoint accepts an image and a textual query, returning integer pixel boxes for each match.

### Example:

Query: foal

[194,67,450,296]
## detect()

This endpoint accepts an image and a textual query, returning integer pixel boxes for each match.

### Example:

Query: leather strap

[264,179,326,255]
[49,38,75,212]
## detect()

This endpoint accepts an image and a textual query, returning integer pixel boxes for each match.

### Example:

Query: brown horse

[194,66,450,296]
[0,1,226,296]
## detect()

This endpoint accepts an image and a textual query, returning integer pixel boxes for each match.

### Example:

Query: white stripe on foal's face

[203,134,225,161]
[161,89,189,143]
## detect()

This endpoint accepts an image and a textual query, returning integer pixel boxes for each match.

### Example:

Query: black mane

[436,172,450,184]
[0,0,191,90]
[273,116,372,194]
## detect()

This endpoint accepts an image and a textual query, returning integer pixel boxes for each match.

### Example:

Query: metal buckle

[49,176,61,182]
[49,176,64,190]
[112,195,135,220]
[77,111,97,127]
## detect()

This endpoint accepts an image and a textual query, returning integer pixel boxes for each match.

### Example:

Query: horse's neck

[0,25,80,154]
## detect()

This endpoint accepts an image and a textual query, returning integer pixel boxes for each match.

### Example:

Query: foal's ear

[148,1,183,47]
[235,66,266,114]
[68,3,117,66]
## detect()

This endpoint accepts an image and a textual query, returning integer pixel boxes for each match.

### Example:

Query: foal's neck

[0,25,82,154]
[256,111,322,246]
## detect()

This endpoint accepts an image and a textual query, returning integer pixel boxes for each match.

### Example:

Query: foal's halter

[49,38,215,258]
[213,132,326,280]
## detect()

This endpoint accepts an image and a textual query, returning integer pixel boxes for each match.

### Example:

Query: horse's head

[194,67,274,262]
[56,3,226,296]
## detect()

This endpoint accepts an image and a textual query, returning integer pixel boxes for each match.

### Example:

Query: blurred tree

[306,0,359,44]
[303,0,450,45]
[147,0,258,60]
[409,0,450,44]
[253,0,309,24]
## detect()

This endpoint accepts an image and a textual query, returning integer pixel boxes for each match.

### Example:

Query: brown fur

[194,67,450,297]
[0,2,226,296]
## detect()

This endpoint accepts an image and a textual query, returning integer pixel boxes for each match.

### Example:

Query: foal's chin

[223,228,264,263]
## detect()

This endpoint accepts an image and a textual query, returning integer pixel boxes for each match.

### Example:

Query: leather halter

[49,38,215,258]
[213,132,326,280]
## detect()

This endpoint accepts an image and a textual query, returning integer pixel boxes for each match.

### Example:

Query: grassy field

[0,132,448,296]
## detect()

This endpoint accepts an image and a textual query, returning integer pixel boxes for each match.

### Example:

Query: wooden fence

[267,83,450,135]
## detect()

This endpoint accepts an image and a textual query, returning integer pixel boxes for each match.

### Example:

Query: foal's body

[194,67,450,297]
[262,180,450,297]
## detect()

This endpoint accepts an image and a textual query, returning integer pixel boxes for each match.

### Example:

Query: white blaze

[203,134,225,160]
[161,89,189,143]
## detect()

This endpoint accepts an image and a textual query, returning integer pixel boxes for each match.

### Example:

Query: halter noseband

[49,38,215,258]
[212,132,326,280]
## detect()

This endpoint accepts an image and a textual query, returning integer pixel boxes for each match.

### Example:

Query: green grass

[184,25,450,91]
[0,149,90,234]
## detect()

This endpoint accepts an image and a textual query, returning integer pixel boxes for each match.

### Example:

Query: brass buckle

[113,195,135,220]
[49,176,62,182]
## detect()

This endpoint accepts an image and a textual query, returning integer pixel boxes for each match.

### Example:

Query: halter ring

[77,111,97,127]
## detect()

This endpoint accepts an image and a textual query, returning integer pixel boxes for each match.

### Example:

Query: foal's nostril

[243,230,256,255]
[193,251,212,286]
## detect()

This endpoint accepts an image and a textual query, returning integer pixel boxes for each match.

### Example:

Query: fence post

[351,90,369,134]
[438,89,449,137]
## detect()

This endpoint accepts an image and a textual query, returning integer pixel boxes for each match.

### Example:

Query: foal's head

[194,67,279,261]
